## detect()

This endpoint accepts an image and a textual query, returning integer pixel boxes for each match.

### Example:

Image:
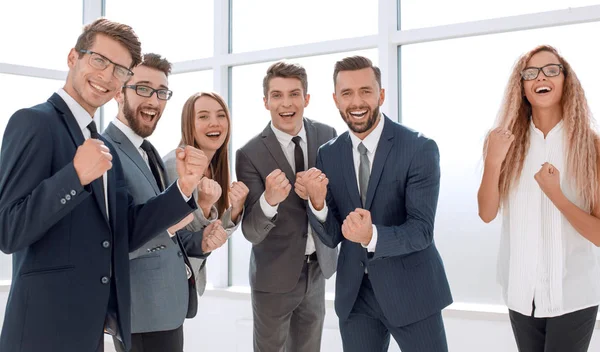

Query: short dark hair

[263,61,308,97]
[74,18,142,68]
[140,53,172,76]
[333,56,381,89]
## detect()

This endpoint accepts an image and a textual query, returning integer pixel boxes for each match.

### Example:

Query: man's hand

[341,208,373,246]
[294,171,308,200]
[201,220,228,253]
[74,139,113,185]
[304,168,328,211]
[167,213,194,237]
[229,181,249,222]
[176,146,208,197]
[264,169,291,206]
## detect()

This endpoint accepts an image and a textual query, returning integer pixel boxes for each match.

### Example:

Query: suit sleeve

[307,148,344,248]
[372,139,440,259]
[176,228,210,259]
[235,148,276,245]
[0,109,90,254]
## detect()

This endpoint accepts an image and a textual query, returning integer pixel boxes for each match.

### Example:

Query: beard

[122,93,160,138]
[339,104,380,134]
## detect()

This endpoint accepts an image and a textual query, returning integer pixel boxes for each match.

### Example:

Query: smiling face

[193,95,230,154]
[522,50,565,111]
[333,67,385,139]
[263,77,310,136]
[115,65,169,138]
[65,34,133,116]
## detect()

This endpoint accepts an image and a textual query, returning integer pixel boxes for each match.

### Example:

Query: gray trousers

[252,260,326,352]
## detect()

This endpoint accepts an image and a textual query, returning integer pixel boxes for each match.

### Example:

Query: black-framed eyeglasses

[79,50,134,82]
[123,85,173,100]
[520,64,563,81]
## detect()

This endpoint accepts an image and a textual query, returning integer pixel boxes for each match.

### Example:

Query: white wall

[2,286,599,352]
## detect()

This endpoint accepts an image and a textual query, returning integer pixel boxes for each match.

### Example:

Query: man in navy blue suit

[0,19,207,352]
[299,56,452,351]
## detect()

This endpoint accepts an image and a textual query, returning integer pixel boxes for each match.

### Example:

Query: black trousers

[509,305,598,352]
[113,325,184,352]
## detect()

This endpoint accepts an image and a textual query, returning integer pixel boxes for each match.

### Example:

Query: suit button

[177,251,183,257]
[70,190,76,196]
[60,198,66,204]
[65,194,71,201]
[101,276,110,284]
[160,245,166,249]
[102,241,110,248]
[359,262,364,267]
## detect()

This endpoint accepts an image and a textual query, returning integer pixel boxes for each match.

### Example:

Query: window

[400,21,600,304]
[102,70,214,157]
[0,74,63,280]
[105,0,214,62]
[0,0,82,70]
[231,0,378,53]
[229,49,378,292]
[400,0,599,29]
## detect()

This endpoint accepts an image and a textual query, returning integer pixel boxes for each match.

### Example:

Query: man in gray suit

[103,53,228,352]
[236,61,338,352]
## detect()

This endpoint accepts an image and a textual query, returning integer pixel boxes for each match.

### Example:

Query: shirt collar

[56,88,94,133]
[270,120,307,147]
[112,117,145,150]
[348,114,385,154]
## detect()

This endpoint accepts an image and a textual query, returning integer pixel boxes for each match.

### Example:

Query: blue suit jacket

[0,94,196,352]
[309,115,452,327]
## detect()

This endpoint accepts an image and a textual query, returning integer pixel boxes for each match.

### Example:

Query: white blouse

[497,119,600,317]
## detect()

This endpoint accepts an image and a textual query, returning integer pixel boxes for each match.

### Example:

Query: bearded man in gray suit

[236,61,338,352]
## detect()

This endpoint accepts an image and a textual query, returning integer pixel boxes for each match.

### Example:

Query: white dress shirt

[498,119,600,317]
[112,118,149,165]
[259,124,316,255]
[309,116,386,252]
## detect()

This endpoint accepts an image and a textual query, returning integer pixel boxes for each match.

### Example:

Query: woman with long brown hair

[478,45,600,351]
[164,91,248,295]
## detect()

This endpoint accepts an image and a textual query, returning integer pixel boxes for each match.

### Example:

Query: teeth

[280,112,294,117]
[141,110,156,116]
[350,110,367,116]
[535,86,552,93]
[206,132,221,137]
[90,82,108,93]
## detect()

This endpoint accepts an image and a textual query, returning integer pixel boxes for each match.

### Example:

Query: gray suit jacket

[236,118,338,293]
[163,149,241,297]
[103,122,201,333]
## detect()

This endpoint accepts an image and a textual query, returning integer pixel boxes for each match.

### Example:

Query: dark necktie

[87,121,107,212]
[292,136,305,173]
[141,140,165,192]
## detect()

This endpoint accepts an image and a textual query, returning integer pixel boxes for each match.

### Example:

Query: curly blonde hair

[485,45,599,210]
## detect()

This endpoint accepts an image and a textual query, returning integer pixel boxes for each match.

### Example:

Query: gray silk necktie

[358,142,370,207]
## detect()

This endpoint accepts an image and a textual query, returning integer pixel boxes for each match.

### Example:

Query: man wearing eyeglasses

[102,53,226,352]
[0,19,207,352]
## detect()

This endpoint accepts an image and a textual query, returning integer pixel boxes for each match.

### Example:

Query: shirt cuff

[166,229,175,238]
[308,197,328,222]
[361,225,378,252]
[259,192,278,219]
[176,179,192,202]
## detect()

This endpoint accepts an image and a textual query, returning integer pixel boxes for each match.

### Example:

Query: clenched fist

[197,177,222,217]
[229,181,249,222]
[294,171,308,200]
[534,162,562,200]
[202,220,228,253]
[486,127,515,166]
[176,146,209,197]
[74,138,113,186]
[304,168,328,211]
[264,169,291,206]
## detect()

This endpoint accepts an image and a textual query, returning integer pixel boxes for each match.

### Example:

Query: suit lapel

[49,93,109,223]
[261,124,295,182]
[364,117,394,210]
[341,134,362,209]
[304,119,318,169]
[104,123,161,194]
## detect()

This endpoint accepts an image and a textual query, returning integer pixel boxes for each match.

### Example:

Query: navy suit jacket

[308,115,452,327]
[0,94,196,352]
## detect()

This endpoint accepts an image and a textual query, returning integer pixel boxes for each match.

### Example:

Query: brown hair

[75,18,142,68]
[486,45,599,210]
[263,61,308,97]
[140,53,172,76]
[180,92,232,216]
[333,56,381,88]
